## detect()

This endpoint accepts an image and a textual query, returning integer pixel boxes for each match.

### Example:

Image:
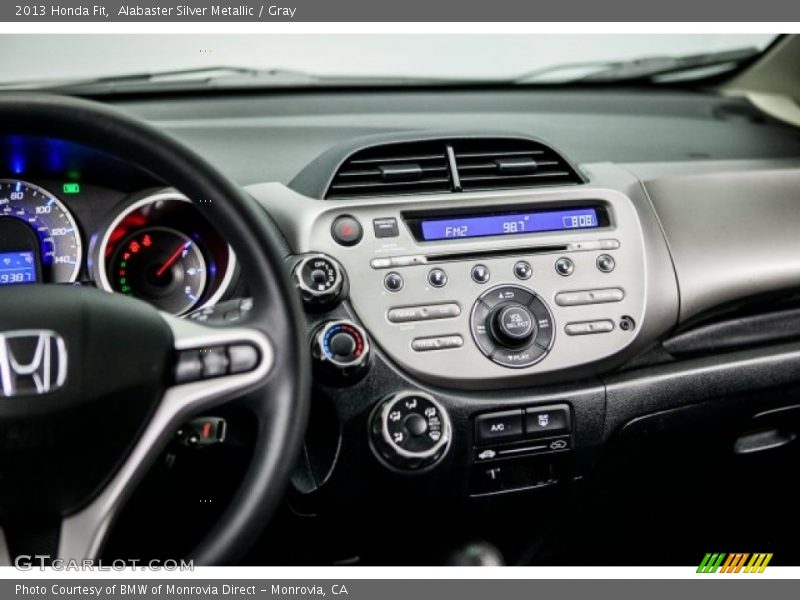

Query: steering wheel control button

[373,217,399,238]
[387,302,461,323]
[411,335,464,352]
[370,392,451,471]
[471,264,491,284]
[384,271,404,292]
[524,405,572,439]
[596,254,616,273]
[475,410,524,445]
[293,254,345,306]
[471,285,555,368]
[565,320,615,336]
[555,257,574,277]
[201,347,229,378]
[312,319,370,381]
[555,288,625,307]
[331,215,363,246]
[228,344,260,374]
[513,261,533,280]
[175,350,204,383]
[427,268,448,288]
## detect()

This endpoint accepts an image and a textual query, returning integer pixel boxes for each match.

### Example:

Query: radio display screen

[418,207,600,241]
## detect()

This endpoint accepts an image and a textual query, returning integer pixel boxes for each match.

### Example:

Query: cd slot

[369,239,619,269]
[426,245,567,264]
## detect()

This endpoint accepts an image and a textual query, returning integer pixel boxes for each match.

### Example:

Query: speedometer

[0,179,82,284]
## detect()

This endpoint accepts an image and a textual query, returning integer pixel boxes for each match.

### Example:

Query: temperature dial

[370,391,451,472]
[293,254,345,307]
[312,319,370,380]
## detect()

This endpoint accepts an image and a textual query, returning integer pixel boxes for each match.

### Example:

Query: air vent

[323,137,582,199]
[326,141,452,199]
[452,138,583,192]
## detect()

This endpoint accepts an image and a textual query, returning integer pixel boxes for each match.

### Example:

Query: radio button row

[388,302,461,323]
[428,268,448,288]
[596,254,616,273]
[555,288,624,306]
[555,257,574,276]
[513,261,532,280]
[471,264,491,284]
[384,272,404,292]
[411,335,464,352]
[564,320,615,336]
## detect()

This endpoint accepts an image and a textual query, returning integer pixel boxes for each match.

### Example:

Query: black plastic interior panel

[664,307,800,357]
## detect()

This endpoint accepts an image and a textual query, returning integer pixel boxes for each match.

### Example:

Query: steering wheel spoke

[56,314,274,562]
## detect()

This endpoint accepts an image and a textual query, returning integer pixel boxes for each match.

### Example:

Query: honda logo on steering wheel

[0,330,67,397]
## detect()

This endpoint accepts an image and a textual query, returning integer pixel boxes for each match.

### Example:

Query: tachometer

[109,227,207,315]
[0,179,82,284]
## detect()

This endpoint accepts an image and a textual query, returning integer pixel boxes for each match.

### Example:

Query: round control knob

[293,254,345,307]
[370,391,451,472]
[311,319,370,380]
[490,303,536,346]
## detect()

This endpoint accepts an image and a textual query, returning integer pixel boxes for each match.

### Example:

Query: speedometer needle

[156,241,190,278]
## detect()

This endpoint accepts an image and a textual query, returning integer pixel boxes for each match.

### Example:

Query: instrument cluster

[0,179,237,315]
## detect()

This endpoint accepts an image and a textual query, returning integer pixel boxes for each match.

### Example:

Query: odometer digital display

[419,207,600,241]
[0,251,37,285]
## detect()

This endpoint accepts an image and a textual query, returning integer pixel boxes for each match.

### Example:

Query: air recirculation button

[470,285,555,368]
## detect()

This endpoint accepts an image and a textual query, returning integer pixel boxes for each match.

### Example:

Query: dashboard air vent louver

[326,141,452,199]
[323,137,582,199]
[452,138,583,192]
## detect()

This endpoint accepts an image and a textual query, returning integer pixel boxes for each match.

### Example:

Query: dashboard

[5,87,800,564]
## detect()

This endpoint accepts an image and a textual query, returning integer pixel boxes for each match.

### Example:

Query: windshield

[0,33,778,88]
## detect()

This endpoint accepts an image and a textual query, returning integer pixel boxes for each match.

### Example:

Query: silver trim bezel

[92,191,237,315]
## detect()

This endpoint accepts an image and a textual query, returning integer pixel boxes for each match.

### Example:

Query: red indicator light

[142,234,152,247]
[130,241,140,253]
[201,422,212,439]
[123,252,131,260]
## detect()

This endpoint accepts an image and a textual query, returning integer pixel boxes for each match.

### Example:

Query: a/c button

[474,410,523,445]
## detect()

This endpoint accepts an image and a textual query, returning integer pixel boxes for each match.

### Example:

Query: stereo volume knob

[312,319,370,380]
[293,254,345,307]
[370,391,451,471]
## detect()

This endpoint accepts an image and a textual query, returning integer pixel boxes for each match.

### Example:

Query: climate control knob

[311,319,370,381]
[293,254,346,307]
[370,391,451,471]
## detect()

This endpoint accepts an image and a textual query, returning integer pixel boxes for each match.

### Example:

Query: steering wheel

[0,94,310,565]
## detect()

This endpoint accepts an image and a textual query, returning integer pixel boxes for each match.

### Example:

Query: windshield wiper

[0,65,481,94]
[514,47,762,84]
[0,66,324,93]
